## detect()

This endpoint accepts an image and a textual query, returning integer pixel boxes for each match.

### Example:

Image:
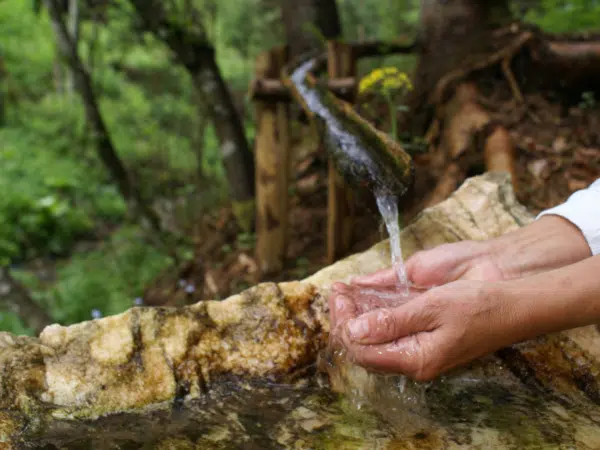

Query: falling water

[375,191,409,296]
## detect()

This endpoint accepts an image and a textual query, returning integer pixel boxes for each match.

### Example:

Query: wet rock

[3,173,600,449]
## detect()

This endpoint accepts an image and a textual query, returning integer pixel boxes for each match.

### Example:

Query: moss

[286,56,414,198]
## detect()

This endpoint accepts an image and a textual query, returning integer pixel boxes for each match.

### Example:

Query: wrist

[501,256,600,341]
[488,215,591,279]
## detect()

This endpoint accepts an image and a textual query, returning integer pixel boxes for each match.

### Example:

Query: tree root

[430,32,534,106]
[425,83,517,207]
[422,27,600,206]
[432,29,600,116]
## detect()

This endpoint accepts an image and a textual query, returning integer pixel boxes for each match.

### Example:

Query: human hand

[351,216,592,290]
[330,279,519,381]
[351,240,507,290]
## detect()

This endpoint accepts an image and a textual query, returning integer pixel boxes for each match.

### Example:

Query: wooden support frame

[326,40,357,264]
[251,38,419,272]
[254,46,291,275]
[249,77,357,102]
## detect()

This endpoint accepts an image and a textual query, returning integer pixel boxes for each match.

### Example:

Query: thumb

[405,249,464,287]
[351,267,397,287]
[345,298,436,346]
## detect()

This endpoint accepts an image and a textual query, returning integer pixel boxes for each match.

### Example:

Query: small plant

[236,232,256,250]
[358,67,413,142]
[579,91,596,110]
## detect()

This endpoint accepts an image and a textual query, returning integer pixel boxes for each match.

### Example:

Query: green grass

[4,226,173,335]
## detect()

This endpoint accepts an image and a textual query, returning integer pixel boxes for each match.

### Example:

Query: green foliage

[45,227,173,324]
[3,226,173,335]
[0,312,33,336]
[521,0,600,33]
[0,98,126,264]
[338,0,420,42]
[0,0,55,100]
[3,0,600,337]
[579,91,597,109]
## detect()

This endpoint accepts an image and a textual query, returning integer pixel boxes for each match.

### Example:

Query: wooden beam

[248,77,357,102]
[326,40,356,264]
[254,46,291,275]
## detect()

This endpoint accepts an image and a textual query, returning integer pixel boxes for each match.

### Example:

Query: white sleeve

[537,178,600,256]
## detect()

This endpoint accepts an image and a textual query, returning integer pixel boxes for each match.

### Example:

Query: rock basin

[3,173,600,449]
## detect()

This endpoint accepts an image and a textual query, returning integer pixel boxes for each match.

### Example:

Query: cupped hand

[330,279,520,381]
[351,240,509,290]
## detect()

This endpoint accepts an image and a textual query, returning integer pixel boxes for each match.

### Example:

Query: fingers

[349,336,426,378]
[345,296,436,346]
[328,291,359,331]
[405,245,466,287]
[329,283,352,328]
[351,268,397,287]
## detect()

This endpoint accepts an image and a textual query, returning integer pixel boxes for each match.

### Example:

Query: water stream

[375,191,409,296]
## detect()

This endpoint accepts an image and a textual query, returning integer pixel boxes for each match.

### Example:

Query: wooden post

[326,41,356,264]
[254,46,291,275]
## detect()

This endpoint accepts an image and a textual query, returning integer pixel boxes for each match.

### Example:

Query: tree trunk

[65,0,80,96]
[407,0,512,134]
[280,0,343,58]
[0,268,53,335]
[43,0,163,233]
[0,54,5,127]
[194,52,255,218]
[129,0,255,229]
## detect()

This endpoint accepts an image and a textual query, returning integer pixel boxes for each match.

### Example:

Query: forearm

[488,178,600,279]
[489,215,591,279]
[500,254,600,342]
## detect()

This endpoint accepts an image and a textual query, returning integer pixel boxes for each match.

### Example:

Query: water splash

[375,191,409,296]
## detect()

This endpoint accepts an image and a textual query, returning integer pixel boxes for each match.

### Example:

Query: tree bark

[65,0,80,96]
[0,54,5,127]
[129,0,255,229]
[43,0,163,233]
[280,0,343,58]
[407,0,512,134]
[0,268,53,335]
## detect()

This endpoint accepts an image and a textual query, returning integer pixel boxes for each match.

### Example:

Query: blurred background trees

[1,0,599,335]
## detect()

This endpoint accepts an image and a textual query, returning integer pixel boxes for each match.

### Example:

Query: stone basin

[3,173,600,449]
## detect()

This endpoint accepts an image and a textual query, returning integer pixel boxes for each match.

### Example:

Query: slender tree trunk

[65,0,80,96]
[129,0,255,229]
[0,54,5,127]
[407,0,512,134]
[0,268,53,335]
[281,0,343,58]
[194,52,255,205]
[43,0,163,233]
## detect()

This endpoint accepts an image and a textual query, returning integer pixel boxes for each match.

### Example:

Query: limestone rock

[3,173,600,449]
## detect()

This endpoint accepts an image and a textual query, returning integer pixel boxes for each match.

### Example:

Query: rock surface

[3,172,600,449]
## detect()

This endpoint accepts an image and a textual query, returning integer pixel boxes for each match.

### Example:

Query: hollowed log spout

[284,54,414,198]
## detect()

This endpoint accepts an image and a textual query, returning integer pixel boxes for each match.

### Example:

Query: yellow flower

[358,67,413,94]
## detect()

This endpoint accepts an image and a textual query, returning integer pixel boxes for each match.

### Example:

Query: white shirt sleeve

[537,178,600,256]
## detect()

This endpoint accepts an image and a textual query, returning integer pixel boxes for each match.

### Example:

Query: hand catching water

[329,275,514,382]
[329,215,597,381]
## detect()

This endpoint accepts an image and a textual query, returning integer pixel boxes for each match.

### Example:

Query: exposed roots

[425,83,516,207]
[430,32,534,106]
[422,27,600,207]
